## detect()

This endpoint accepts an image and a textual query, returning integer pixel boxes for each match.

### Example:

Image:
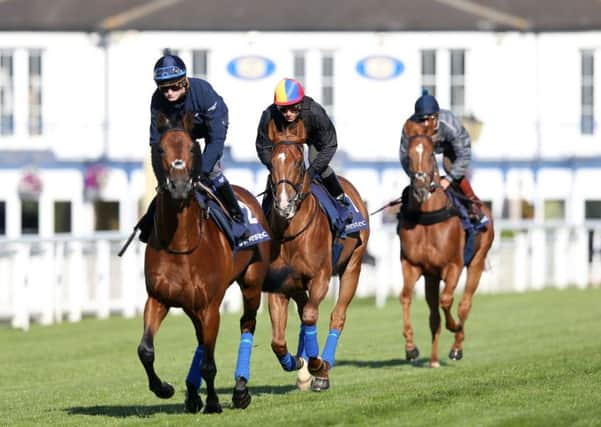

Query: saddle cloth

[194,192,270,252]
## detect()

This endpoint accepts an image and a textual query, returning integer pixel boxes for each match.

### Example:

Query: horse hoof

[203,400,223,414]
[430,360,440,368]
[311,377,330,392]
[232,378,251,409]
[405,346,420,362]
[449,348,463,360]
[296,358,312,391]
[152,382,175,399]
[184,393,203,413]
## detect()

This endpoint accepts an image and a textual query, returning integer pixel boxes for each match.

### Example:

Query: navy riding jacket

[149,77,229,176]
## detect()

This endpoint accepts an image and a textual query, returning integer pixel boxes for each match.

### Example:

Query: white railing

[2,222,601,330]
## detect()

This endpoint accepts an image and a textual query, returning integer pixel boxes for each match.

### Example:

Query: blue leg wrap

[303,324,319,358]
[296,324,307,359]
[234,332,253,381]
[322,329,340,368]
[277,352,298,372]
[186,345,205,390]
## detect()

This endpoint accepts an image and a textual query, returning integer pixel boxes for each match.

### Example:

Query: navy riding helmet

[153,54,187,85]
[414,89,440,119]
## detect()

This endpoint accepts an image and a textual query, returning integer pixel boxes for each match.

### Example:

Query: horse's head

[404,119,440,203]
[270,141,308,220]
[153,112,202,200]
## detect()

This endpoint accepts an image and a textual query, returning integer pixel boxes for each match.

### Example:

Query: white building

[1,1,600,327]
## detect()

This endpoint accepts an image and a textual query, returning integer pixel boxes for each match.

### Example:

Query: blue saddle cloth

[446,191,489,266]
[261,182,368,268]
[194,191,270,252]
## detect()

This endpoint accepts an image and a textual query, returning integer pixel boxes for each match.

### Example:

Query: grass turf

[1,287,600,426]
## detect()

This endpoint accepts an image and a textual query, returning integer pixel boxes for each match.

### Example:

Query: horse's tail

[262,263,296,293]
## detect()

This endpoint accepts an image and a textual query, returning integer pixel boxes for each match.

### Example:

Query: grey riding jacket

[399,109,472,181]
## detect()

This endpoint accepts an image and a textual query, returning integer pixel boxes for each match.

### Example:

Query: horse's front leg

[302,269,331,391]
[440,263,463,334]
[268,292,303,372]
[138,297,173,399]
[183,314,205,413]
[424,275,442,368]
[231,276,262,409]
[199,304,222,414]
[400,259,422,363]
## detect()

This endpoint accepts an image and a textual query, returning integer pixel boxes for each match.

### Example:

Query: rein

[278,193,320,243]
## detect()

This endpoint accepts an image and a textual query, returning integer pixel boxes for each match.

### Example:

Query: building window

[29,50,43,135]
[21,200,39,235]
[94,201,119,231]
[321,53,334,119]
[54,201,72,233]
[192,49,207,79]
[0,201,5,235]
[544,200,565,220]
[585,200,601,219]
[293,51,306,87]
[0,51,14,136]
[421,49,436,97]
[581,50,594,135]
[450,49,465,117]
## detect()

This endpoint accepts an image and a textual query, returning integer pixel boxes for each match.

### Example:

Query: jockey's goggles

[277,103,301,114]
[416,113,437,122]
[158,78,186,92]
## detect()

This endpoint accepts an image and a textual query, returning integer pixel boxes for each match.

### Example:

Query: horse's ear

[157,113,171,134]
[183,112,195,134]
[404,119,429,137]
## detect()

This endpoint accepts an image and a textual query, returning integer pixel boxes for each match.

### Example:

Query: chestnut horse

[399,120,494,368]
[264,128,369,392]
[139,112,270,413]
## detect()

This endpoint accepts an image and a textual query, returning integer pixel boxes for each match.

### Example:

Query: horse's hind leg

[424,275,442,368]
[440,264,463,334]
[231,275,262,409]
[400,260,421,363]
[138,297,174,399]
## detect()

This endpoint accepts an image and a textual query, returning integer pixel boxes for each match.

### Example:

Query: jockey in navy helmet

[139,54,248,242]
[255,78,351,217]
[399,90,486,223]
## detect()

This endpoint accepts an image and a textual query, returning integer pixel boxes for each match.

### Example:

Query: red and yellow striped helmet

[274,78,305,106]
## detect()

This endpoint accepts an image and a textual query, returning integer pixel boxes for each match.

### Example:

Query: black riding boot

[321,173,349,207]
[137,197,156,243]
[216,183,250,239]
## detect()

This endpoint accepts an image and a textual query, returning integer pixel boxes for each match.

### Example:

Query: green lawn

[1,287,600,426]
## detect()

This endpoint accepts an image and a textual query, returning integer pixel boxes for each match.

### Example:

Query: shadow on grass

[336,357,453,368]
[65,384,298,418]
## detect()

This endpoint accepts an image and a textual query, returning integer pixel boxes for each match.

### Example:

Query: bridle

[408,134,440,202]
[154,127,203,254]
[270,141,312,213]
[270,141,317,241]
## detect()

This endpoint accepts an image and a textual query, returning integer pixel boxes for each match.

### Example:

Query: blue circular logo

[356,56,404,80]
[227,56,276,80]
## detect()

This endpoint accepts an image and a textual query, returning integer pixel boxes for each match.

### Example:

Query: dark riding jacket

[399,109,472,181]
[149,77,229,176]
[255,96,337,177]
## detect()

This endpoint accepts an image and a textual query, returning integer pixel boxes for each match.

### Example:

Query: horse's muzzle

[166,176,193,200]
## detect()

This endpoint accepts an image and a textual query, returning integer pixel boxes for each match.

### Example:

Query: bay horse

[263,122,369,391]
[399,119,494,368]
[139,112,270,413]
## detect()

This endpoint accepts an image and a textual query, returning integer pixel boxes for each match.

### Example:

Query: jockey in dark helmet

[255,77,351,218]
[399,89,487,224]
[138,54,249,242]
